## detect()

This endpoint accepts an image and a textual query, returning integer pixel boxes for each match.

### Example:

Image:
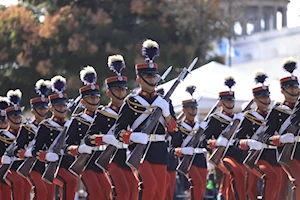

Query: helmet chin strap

[33,107,47,118]
[109,89,126,101]
[140,75,157,87]
[53,106,67,114]
[283,88,300,97]
[7,116,22,126]
[257,99,270,106]
[83,98,100,107]
[223,102,234,110]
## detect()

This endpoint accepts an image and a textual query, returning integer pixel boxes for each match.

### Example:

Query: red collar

[84,109,95,117]
[51,116,66,124]
[109,103,120,113]
[32,119,41,126]
[283,101,295,109]
[221,111,234,118]
[255,108,268,116]
[7,127,19,135]
[184,118,195,126]
[139,90,157,98]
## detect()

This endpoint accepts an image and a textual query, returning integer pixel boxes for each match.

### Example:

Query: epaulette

[179,126,197,136]
[74,115,93,126]
[42,120,64,131]
[275,105,292,115]
[22,124,37,135]
[244,111,266,126]
[0,131,16,144]
[126,96,156,114]
[211,113,231,124]
[97,109,118,119]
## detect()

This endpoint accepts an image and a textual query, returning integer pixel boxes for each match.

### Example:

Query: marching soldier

[236,71,281,200]
[262,58,300,199]
[113,39,177,200]
[0,97,12,199]
[66,65,112,200]
[80,55,138,200]
[31,75,77,200]
[203,77,245,200]
[170,86,208,199]
[1,89,31,200]
[14,79,51,200]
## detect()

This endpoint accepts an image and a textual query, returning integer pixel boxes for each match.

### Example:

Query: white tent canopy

[159,61,282,115]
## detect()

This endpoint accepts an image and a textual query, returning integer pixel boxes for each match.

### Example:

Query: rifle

[0,142,16,180]
[94,65,174,171]
[42,127,68,184]
[176,100,220,176]
[126,57,198,171]
[209,99,254,167]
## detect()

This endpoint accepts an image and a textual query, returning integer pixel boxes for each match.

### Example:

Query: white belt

[150,134,166,142]
[263,144,277,149]
[294,136,300,142]
[93,145,107,151]
[194,148,207,154]
[116,142,128,149]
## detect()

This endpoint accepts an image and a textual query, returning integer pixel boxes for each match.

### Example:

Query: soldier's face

[8,115,22,127]
[0,121,8,129]
[254,96,270,111]
[110,88,127,99]
[139,75,157,91]
[82,96,100,111]
[32,107,48,121]
[51,104,67,118]
[183,107,197,120]
[221,99,235,112]
[282,85,299,103]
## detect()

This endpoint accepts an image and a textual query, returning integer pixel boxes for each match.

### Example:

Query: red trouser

[29,170,56,200]
[138,161,167,200]
[5,170,25,200]
[54,168,77,200]
[284,159,300,199]
[108,162,138,200]
[218,156,246,200]
[81,170,111,200]
[189,165,207,199]
[0,182,12,200]
[165,171,176,200]
[247,160,281,200]
[278,169,288,200]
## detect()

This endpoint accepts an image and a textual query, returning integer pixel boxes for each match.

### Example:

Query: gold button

[79,134,82,137]
[51,138,53,141]
[108,124,111,127]
[135,113,137,115]
[279,119,282,122]
[50,133,53,136]
[108,119,110,121]
[78,122,81,125]
[78,128,81,131]
[29,137,31,140]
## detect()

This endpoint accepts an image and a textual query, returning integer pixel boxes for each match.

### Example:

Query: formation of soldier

[0,39,299,200]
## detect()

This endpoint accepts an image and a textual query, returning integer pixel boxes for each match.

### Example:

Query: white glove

[233,112,244,121]
[129,132,149,144]
[45,152,59,162]
[181,147,194,155]
[247,139,263,150]
[199,121,208,130]
[280,133,294,144]
[215,136,228,147]
[152,96,170,117]
[102,135,119,147]
[1,155,11,164]
[78,144,94,154]
[25,148,33,158]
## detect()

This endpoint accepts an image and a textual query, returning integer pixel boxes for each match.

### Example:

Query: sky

[0,0,299,27]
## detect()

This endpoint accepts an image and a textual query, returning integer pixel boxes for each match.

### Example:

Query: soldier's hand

[102,135,119,147]
[280,133,294,144]
[1,155,11,164]
[215,136,228,147]
[78,144,94,154]
[45,152,59,162]
[152,96,170,117]
[181,147,194,155]
[247,139,263,150]
[130,132,149,144]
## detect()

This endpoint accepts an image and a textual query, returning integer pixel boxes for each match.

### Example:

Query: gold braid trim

[0,135,15,144]
[211,114,231,124]
[244,112,266,126]
[74,116,93,126]
[179,126,197,136]
[23,124,36,135]
[275,107,292,115]
[97,110,118,119]
[126,98,156,114]
[43,121,64,131]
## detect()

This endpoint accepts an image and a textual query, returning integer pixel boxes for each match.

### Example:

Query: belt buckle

[151,134,156,142]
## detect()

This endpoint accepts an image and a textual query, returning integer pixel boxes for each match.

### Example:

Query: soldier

[203,77,245,200]
[170,86,208,199]
[66,65,112,200]
[235,71,281,200]
[113,39,177,200]
[262,58,300,199]
[13,79,51,200]
[79,55,138,200]
[0,97,12,199]
[1,89,31,200]
[31,75,77,200]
